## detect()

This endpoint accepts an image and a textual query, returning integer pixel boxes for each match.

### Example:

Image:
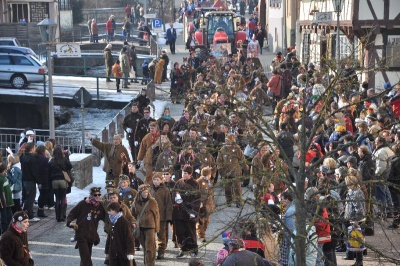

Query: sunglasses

[162,173,170,175]
[93,194,101,197]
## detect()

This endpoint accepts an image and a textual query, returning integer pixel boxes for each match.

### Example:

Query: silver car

[0,37,21,46]
[0,53,47,89]
[0,46,38,58]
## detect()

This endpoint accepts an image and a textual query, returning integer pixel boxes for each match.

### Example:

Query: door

[0,55,12,81]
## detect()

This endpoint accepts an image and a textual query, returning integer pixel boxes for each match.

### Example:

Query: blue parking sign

[152,18,163,31]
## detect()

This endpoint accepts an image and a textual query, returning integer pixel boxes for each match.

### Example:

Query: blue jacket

[166,28,177,42]
[7,166,22,192]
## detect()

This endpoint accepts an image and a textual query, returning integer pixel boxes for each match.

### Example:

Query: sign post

[152,18,163,32]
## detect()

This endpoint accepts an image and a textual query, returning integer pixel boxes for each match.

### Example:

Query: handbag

[134,200,150,239]
[62,170,72,183]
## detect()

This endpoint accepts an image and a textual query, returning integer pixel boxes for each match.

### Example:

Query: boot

[55,202,61,221]
[61,203,67,222]
[37,208,47,218]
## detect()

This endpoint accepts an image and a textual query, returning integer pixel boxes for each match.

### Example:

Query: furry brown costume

[154,59,165,84]
[131,185,160,266]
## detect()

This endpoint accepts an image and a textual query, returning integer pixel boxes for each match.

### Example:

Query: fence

[0,102,132,166]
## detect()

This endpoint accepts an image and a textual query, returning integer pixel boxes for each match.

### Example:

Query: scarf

[120,187,131,197]
[151,132,160,144]
[162,115,172,120]
[12,223,23,234]
[109,211,123,224]
[89,196,100,207]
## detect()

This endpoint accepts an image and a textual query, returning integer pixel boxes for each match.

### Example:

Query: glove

[134,141,139,146]
[69,223,78,231]
[195,169,200,174]
[252,184,257,190]
[178,130,186,137]
[127,254,134,260]
[126,128,132,133]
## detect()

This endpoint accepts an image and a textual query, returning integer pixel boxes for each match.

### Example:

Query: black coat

[388,156,400,185]
[36,154,49,188]
[358,154,375,182]
[105,216,135,259]
[48,157,73,182]
[21,153,39,183]
[0,225,34,266]
[172,177,200,221]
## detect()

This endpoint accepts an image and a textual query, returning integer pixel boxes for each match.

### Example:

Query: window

[302,33,310,64]
[339,35,359,61]
[10,4,28,23]
[12,56,33,66]
[0,55,11,65]
[386,35,400,68]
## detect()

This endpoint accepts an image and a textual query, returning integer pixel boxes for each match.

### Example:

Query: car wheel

[11,74,27,89]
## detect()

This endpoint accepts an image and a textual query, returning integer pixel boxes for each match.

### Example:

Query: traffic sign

[152,18,163,32]
[73,87,92,106]
[143,13,156,19]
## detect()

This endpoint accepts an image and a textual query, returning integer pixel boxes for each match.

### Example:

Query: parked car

[0,46,38,58]
[0,37,21,46]
[0,53,47,89]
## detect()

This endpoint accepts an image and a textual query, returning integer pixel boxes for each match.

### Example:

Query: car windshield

[207,14,234,41]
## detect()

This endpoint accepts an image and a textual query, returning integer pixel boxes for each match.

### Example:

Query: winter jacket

[36,153,49,187]
[134,117,156,142]
[373,145,395,179]
[217,143,248,177]
[119,188,137,209]
[7,164,22,192]
[103,202,136,234]
[358,154,375,181]
[131,194,160,232]
[104,48,114,67]
[390,93,400,119]
[388,156,400,185]
[119,52,130,73]
[277,130,295,159]
[344,188,366,221]
[106,20,113,33]
[149,183,173,222]
[172,177,201,221]
[196,176,215,215]
[105,215,135,259]
[91,139,130,180]
[122,111,143,141]
[66,199,106,243]
[112,62,123,78]
[0,174,14,209]
[267,74,281,97]
[154,150,178,172]
[91,21,99,35]
[137,132,160,166]
[20,153,39,183]
[0,224,34,266]
[48,157,73,182]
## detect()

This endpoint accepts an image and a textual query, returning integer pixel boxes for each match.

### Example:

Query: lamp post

[332,0,344,66]
[38,18,57,139]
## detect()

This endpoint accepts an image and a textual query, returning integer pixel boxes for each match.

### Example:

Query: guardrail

[0,128,86,156]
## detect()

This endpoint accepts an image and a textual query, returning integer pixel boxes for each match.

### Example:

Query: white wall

[60,10,73,29]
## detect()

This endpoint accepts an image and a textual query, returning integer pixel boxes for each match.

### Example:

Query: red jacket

[315,208,331,244]
[106,20,113,33]
[390,93,400,119]
[267,74,281,97]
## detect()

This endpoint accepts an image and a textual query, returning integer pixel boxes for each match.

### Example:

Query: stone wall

[70,153,93,189]
[30,2,49,23]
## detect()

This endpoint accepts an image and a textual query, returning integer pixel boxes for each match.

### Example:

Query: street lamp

[38,18,57,139]
[332,0,344,65]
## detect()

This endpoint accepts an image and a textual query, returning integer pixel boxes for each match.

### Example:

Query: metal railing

[0,128,86,155]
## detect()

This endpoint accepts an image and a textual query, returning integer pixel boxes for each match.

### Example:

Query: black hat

[345,156,357,165]
[105,180,116,189]
[90,187,101,195]
[12,211,29,223]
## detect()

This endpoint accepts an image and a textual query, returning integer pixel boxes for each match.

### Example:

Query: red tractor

[194,10,246,56]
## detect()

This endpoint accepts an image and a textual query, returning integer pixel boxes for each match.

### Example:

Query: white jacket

[373,145,395,178]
